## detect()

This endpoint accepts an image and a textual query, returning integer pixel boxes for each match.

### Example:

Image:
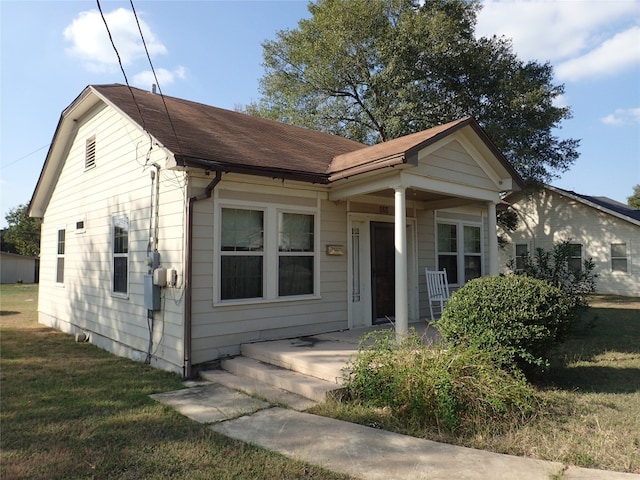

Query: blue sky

[1,0,639,228]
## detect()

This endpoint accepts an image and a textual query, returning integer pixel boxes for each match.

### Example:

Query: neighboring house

[29,84,523,376]
[0,252,39,284]
[500,185,640,297]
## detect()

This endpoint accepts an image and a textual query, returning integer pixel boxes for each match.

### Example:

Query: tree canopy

[248,0,579,183]
[3,204,41,257]
[628,185,640,209]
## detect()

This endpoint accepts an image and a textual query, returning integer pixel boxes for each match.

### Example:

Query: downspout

[183,170,222,379]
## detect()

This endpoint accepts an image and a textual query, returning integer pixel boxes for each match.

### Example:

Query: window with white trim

[611,243,628,273]
[515,244,528,271]
[56,227,65,284]
[437,221,482,285]
[568,243,582,272]
[112,215,129,295]
[218,205,317,302]
[220,208,264,300]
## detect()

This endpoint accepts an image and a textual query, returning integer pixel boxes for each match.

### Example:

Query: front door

[371,222,394,324]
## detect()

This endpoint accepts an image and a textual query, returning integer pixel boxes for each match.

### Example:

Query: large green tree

[3,204,41,257]
[249,0,579,182]
[628,185,640,209]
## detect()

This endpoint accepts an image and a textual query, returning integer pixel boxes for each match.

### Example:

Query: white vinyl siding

[36,101,187,373]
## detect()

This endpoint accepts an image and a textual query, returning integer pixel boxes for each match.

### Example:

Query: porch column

[487,201,499,275]
[394,186,409,342]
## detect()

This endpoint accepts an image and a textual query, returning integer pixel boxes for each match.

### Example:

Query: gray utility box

[144,274,161,310]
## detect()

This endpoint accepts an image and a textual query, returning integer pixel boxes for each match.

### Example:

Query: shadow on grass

[538,305,640,394]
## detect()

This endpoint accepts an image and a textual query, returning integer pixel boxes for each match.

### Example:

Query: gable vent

[85,135,96,170]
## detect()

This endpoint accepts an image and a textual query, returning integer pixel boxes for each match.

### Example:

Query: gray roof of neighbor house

[550,186,640,223]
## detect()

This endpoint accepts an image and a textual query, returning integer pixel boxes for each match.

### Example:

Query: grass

[311,294,640,474]
[0,284,352,480]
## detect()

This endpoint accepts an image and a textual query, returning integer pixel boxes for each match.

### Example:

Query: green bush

[344,329,539,434]
[435,275,574,375]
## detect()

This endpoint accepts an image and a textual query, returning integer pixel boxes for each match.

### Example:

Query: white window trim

[213,199,320,306]
[435,218,484,287]
[611,242,629,274]
[111,213,130,298]
[75,215,86,234]
[55,225,66,286]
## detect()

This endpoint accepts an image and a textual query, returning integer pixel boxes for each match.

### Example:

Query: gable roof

[547,185,640,226]
[92,84,366,184]
[30,84,524,217]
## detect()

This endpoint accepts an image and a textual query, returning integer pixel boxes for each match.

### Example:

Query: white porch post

[487,201,499,276]
[394,186,408,342]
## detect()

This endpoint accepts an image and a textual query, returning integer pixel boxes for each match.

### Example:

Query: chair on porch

[425,268,450,321]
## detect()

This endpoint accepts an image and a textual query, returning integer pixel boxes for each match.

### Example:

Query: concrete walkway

[151,381,639,480]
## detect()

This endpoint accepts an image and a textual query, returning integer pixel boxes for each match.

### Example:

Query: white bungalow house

[500,185,640,297]
[29,84,523,376]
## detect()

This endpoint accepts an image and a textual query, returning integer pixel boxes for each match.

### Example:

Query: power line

[96,0,147,131]
[128,0,183,155]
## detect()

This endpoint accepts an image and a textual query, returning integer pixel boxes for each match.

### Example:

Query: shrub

[435,275,574,375]
[510,240,597,314]
[344,329,539,434]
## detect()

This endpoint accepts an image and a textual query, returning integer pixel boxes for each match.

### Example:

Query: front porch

[199,321,442,407]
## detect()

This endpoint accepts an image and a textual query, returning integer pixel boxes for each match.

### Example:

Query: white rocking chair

[425,268,450,320]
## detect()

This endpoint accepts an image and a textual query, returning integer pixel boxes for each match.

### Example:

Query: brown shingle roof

[92,84,366,183]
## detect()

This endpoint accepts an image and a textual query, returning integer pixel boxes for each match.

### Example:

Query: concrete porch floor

[238,321,442,386]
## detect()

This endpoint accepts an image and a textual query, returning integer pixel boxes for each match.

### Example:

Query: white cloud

[476,0,640,81]
[64,8,167,72]
[132,66,187,89]
[555,27,640,81]
[601,107,640,126]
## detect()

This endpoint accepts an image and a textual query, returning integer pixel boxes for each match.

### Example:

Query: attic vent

[85,135,96,170]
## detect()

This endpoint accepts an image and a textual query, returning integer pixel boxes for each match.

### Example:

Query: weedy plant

[343,329,540,434]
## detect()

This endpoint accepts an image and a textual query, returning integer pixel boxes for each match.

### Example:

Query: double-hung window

[218,205,316,302]
[437,221,482,285]
[112,215,129,295]
[568,243,582,273]
[515,244,528,271]
[56,227,65,284]
[611,243,628,273]
[220,208,264,300]
[278,212,314,296]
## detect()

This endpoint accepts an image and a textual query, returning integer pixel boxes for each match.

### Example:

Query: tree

[248,0,579,183]
[3,204,41,257]
[628,185,640,209]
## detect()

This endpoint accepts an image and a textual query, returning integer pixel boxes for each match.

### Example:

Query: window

[611,243,628,273]
[218,205,317,302]
[278,212,314,296]
[85,135,96,169]
[515,244,528,271]
[56,227,65,284]
[220,208,264,300]
[112,215,129,294]
[568,243,582,272]
[437,222,482,285]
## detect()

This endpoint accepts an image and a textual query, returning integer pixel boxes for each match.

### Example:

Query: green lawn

[0,284,352,480]
[312,294,640,474]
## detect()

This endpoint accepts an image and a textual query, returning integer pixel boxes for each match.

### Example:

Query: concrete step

[220,356,344,403]
[199,368,317,411]
[240,336,356,384]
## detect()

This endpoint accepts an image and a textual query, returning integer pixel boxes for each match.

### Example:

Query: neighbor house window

[437,222,482,285]
[220,208,264,300]
[515,244,528,271]
[611,243,628,273]
[568,243,582,272]
[278,212,314,296]
[85,135,96,169]
[56,227,65,284]
[112,215,129,295]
